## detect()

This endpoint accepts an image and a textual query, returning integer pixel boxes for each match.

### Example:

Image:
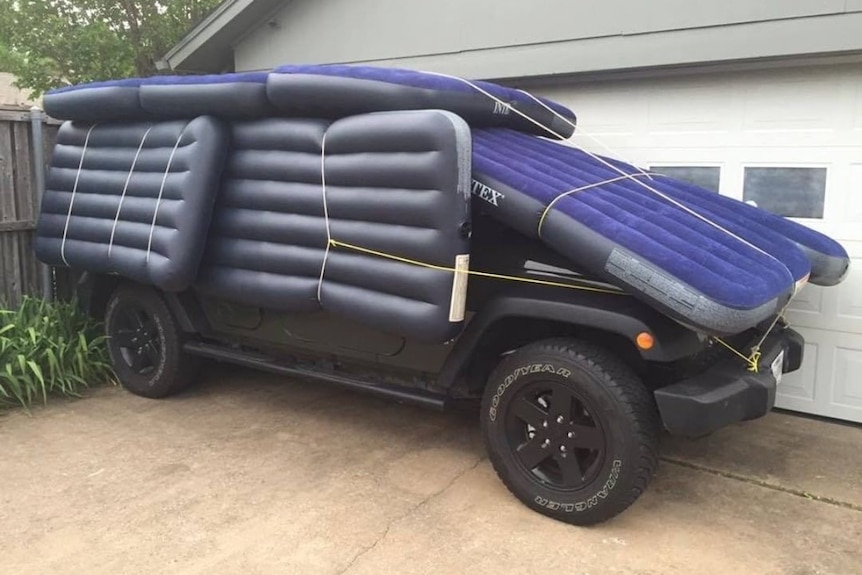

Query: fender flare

[437,291,703,391]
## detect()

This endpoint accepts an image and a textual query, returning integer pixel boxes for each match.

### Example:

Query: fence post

[30,106,53,302]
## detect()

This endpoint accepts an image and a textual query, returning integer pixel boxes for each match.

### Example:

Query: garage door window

[650,166,720,192]
[742,167,826,219]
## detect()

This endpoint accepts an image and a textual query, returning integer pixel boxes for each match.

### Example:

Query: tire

[105,284,199,398]
[481,338,659,525]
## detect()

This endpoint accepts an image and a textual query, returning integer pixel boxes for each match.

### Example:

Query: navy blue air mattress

[197,110,472,343]
[42,65,577,139]
[44,72,271,122]
[471,129,848,335]
[35,117,230,291]
[267,65,576,139]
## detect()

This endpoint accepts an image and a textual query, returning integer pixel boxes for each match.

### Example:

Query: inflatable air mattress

[44,73,271,122]
[197,110,472,343]
[267,65,576,139]
[645,168,849,286]
[35,117,229,291]
[43,78,145,122]
[139,72,271,119]
[470,128,848,335]
[43,65,578,140]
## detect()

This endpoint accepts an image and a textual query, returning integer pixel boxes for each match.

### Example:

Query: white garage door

[536,63,862,423]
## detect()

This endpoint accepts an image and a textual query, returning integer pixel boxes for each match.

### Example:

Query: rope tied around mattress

[537,173,656,238]
[317,132,332,303]
[60,124,98,267]
[327,239,626,295]
[422,71,791,279]
[109,125,153,257]
[146,126,185,263]
[713,302,792,372]
[712,337,761,372]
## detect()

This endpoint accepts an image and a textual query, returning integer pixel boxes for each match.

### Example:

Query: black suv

[79,214,802,526]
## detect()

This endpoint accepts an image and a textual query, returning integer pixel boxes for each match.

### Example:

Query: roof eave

[164,0,281,72]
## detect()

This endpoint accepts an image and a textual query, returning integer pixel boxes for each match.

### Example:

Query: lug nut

[559,445,567,452]
[567,431,574,439]
[556,415,564,424]
[542,420,548,428]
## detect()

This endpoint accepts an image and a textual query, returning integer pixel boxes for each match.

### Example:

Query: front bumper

[654,327,804,437]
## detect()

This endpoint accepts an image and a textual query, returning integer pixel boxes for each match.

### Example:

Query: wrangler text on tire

[481,338,660,525]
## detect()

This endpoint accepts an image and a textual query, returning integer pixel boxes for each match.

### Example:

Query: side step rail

[183,341,447,410]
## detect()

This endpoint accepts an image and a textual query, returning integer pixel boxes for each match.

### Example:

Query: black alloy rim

[111,304,161,375]
[504,381,606,490]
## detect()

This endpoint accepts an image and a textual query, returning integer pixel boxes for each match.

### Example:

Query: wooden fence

[0,107,63,308]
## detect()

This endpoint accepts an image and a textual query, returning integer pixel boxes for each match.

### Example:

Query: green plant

[0,0,222,97]
[0,297,114,409]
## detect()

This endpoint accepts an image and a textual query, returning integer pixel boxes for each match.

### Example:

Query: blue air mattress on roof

[37,64,850,338]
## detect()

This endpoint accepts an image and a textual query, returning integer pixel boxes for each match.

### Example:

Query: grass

[0,297,114,409]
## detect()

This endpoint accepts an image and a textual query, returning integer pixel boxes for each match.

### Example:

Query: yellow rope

[329,239,788,375]
[713,337,760,372]
[328,239,627,295]
[713,308,790,373]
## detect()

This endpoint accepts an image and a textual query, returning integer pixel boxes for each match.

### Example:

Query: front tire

[105,284,199,398]
[481,338,659,525]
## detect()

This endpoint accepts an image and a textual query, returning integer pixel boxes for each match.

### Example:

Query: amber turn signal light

[636,332,655,350]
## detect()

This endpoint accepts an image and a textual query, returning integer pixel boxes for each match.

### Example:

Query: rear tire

[481,338,659,525]
[105,284,199,398]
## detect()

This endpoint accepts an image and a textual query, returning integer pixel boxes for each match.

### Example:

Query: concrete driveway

[3,365,861,575]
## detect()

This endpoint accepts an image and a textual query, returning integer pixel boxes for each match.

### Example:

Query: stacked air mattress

[197,110,472,342]
[35,117,229,291]
[37,64,850,338]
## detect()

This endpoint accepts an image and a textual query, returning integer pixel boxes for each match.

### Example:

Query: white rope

[537,173,654,238]
[108,126,153,258]
[515,89,652,180]
[60,124,97,267]
[422,70,785,269]
[146,129,184,263]
[316,132,332,303]
[423,71,650,195]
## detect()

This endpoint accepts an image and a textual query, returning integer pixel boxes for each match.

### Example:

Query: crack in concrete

[662,456,862,513]
[339,456,485,574]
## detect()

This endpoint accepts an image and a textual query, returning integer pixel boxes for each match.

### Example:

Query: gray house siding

[229,0,862,79]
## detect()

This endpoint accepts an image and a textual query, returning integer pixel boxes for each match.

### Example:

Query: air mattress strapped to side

[43,78,145,122]
[267,65,577,139]
[43,66,578,142]
[197,110,472,343]
[35,117,229,291]
[44,72,272,122]
[139,72,272,119]
[471,128,809,335]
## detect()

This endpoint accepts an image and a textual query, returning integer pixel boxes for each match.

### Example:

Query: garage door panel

[787,241,860,334]
[846,164,862,222]
[833,345,862,411]
[648,85,732,134]
[777,341,818,406]
[743,78,840,132]
[777,329,862,423]
[836,245,862,326]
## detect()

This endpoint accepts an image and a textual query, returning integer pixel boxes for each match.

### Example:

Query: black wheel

[481,338,659,525]
[105,284,199,398]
